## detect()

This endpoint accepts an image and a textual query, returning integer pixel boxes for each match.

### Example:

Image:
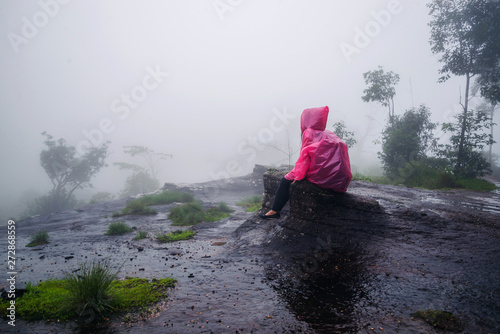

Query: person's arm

[285,130,313,181]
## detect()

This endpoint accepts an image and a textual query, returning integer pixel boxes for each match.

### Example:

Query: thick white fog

[1,0,498,219]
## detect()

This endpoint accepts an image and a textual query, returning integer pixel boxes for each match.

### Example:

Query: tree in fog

[31,132,109,214]
[114,145,172,196]
[361,66,400,119]
[332,121,357,149]
[379,105,437,180]
[428,0,498,176]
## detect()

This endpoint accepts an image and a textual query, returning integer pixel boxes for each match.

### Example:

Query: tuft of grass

[105,221,134,236]
[236,195,262,212]
[168,201,233,226]
[156,230,196,243]
[26,231,49,247]
[63,258,121,318]
[0,265,176,321]
[134,231,148,240]
[411,309,464,332]
[169,202,205,226]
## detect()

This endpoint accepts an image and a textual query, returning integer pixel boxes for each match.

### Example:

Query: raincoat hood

[286,105,352,192]
[300,106,329,133]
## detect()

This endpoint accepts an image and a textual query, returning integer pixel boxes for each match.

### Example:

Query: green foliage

[456,177,498,191]
[411,309,464,332]
[361,66,400,117]
[236,195,263,212]
[169,202,206,226]
[351,173,372,182]
[38,132,109,215]
[105,222,134,235]
[169,201,232,226]
[26,231,49,247]
[156,230,196,243]
[134,231,148,240]
[63,259,121,318]
[379,105,437,179]
[25,190,78,216]
[0,274,176,321]
[332,121,357,148]
[438,108,494,177]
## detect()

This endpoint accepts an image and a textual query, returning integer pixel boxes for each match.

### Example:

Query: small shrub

[26,231,49,247]
[236,195,262,212]
[169,202,205,226]
[156,230,196,243]
[134,231,148,240]
[63,258,121,318]
[105,222,134,235]
[204,203,233,222]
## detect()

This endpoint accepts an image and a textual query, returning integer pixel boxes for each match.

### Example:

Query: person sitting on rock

[259,105,352,219]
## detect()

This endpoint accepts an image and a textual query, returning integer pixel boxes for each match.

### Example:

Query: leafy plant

[26,231,49,247]
[105,222,134,235]
[156,230,196,243]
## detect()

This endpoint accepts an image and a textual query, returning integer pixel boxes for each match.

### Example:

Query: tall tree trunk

[489,104,495,166]
[456,72,471,175]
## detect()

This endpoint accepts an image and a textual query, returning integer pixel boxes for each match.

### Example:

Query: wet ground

[1,174,499,333]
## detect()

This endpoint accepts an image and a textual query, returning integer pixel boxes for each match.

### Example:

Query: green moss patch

[156,230,196,243]
[0,277,176,322]
[411,309,464,332]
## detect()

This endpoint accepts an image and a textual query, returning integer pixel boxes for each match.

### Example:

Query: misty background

[1,0,498,220]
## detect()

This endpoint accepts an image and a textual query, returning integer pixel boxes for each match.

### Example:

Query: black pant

[271,177,293,212]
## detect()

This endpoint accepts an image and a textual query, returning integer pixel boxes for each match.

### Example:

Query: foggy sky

[1,0,499,218]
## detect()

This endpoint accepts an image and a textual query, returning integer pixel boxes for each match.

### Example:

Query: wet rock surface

[1,168,499,333]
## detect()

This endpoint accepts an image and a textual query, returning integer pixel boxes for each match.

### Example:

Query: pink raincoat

[285,106,352,192]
